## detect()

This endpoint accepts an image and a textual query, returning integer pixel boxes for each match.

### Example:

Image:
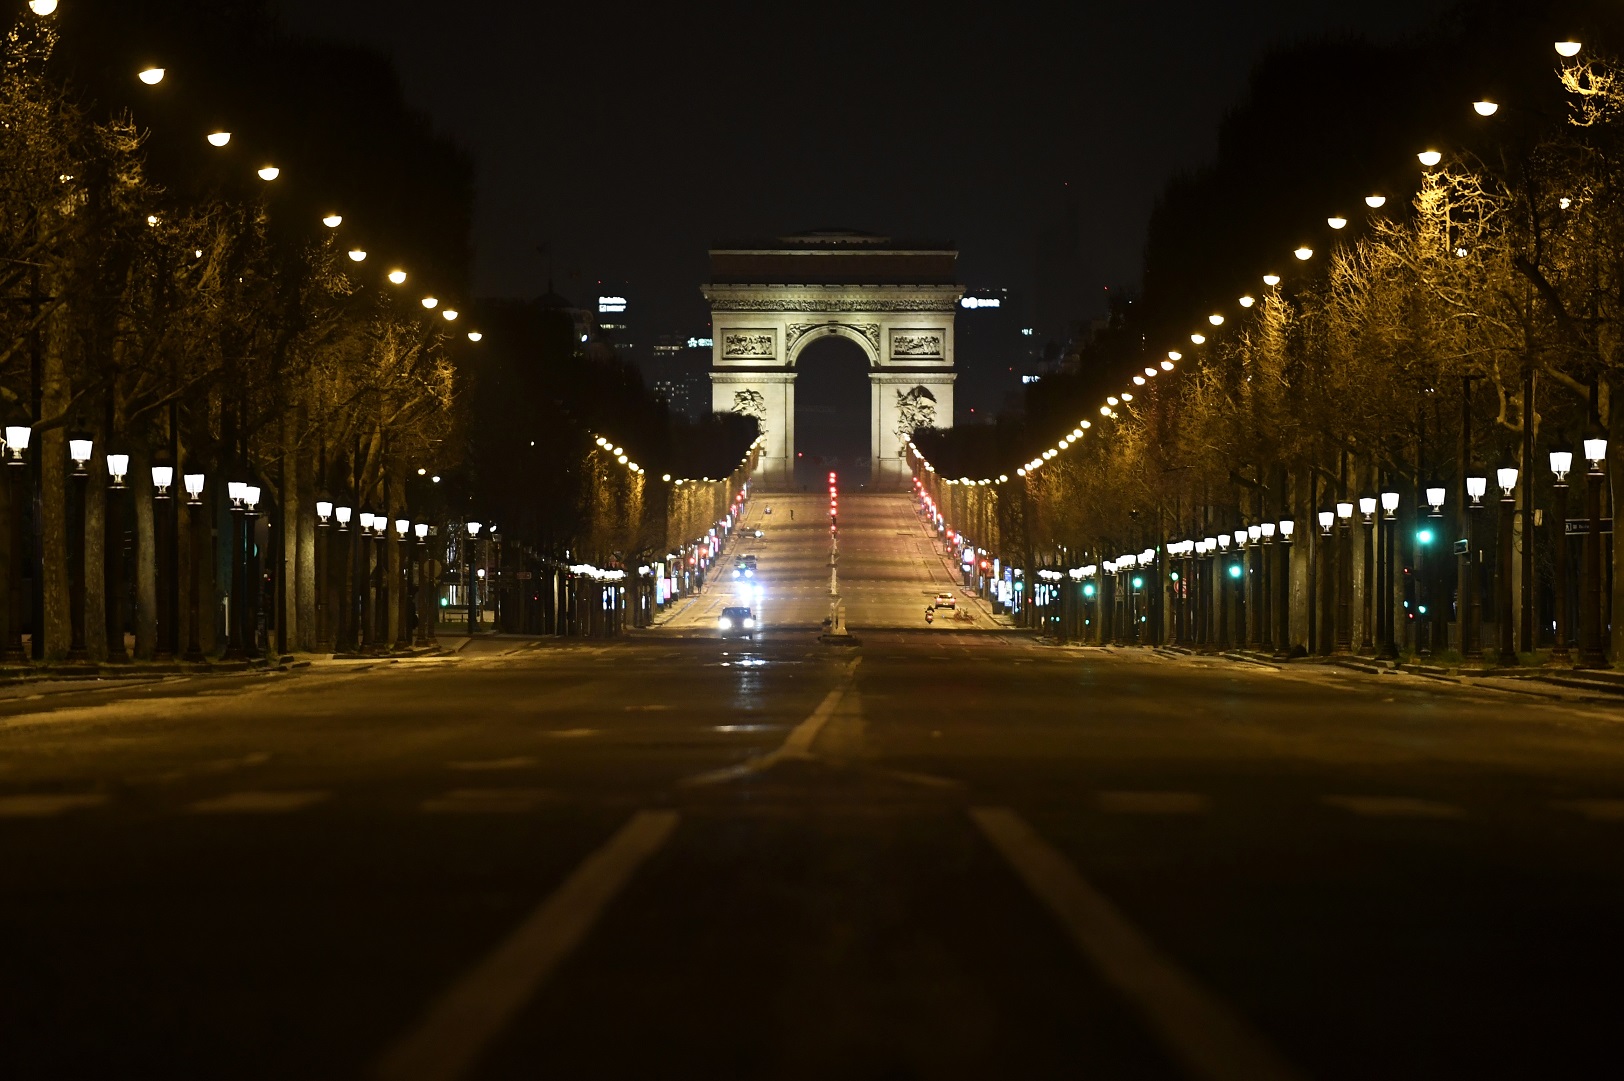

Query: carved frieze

[891,330,945,358]
[709,296,958,313]
[722,331,775,358]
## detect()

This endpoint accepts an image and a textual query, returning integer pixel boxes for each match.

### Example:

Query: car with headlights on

[718,606,757,640]
[932,592,956,610]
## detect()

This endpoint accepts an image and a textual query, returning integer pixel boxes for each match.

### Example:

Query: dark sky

[275,0,1458,336]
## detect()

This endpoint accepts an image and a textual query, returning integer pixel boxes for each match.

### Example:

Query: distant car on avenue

[718,606,756,640]
[933,592,956,610]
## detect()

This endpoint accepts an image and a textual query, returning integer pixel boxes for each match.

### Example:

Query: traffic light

[1416,527,1436,545]
[1083,583,1096,598]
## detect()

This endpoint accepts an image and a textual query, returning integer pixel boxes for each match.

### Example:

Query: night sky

[276,0,1459,338]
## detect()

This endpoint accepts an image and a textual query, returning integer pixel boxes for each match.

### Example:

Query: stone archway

[703,231,960,488]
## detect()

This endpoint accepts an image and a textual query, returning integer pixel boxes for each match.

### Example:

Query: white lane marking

[1553,798,1624,821]
[422,788,553,814]
[682,658,861,786]
[1098,791,1210,815]
[971,807,1303,1081]
[448,757,537,772]
[372,809,679,1081]
[0,793,108,818]
[188,790,329,814]
[547,728,596,739]
[1322,796,1464,819]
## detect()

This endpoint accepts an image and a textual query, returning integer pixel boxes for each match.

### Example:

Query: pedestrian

[790,509,794,520]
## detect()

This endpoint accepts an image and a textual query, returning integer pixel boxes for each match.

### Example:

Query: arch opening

[793,335,871,488]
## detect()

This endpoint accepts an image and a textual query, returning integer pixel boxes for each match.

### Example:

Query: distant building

[649,331,712,421]
[593,279,640,368]
[953,285,1046,419]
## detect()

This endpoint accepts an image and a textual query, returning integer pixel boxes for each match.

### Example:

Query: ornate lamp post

[67,432,92,661]
[466,521,482,636]
[224,481,248,660]
[413,522,431,647]
[1316,510,1334,654]
[1358,496,1377,653]
[1335,500,1354,654]
[334,504,355,653]
[1549,449,1573,665]
[1274,519,1292,657]
[1422,487,1446,658]
[315,497,332,651]
[1258,522,1275,653]
[2,423,30,662]
[1379,490,1400,659]
[1496,466,1519,666]
[358,511,377,653]
[395,517,412,649]
[1216,533,1231,650]
[138,457,165,663]
[1463,474,1487,660]
[1578,437,1608,668]
[244,485,262,657]
[183,473,206,661]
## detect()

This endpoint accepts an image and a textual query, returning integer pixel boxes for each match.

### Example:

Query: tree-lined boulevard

[3,490,1623,1079]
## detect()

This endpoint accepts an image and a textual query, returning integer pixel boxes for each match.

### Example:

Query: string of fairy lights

[912,36,1593,513]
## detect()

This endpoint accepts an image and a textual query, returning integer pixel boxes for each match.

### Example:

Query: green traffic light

[1417,528,1435,544]
[1083,584,1096,598]
[1227,564,1243,579]
[1132,576,1144,589]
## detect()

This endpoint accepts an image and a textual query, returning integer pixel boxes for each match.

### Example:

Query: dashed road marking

[188,790,329,814]
[372,810,679,1081]
[1098,791,1209,815]
[971,806,1303,1081]
[422,788,553,814]
[0,793,108,818]
[682,658,861,785]
[1322,796,1464,819]
[449,757,537,771]
[1553,798,1624,821]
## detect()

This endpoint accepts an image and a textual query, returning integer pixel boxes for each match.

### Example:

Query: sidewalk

[1094,641,1624,704]
[916,513,1016,629]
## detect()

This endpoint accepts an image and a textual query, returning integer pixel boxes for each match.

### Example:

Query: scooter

[925,607,935,624]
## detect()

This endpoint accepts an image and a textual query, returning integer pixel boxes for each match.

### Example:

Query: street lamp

[207,131,232,147]
[107,453,130,489]
[1579,437,1608,666]
[1379,491,1400,659]
[1418,149,1443,168]
[1335,501,1354,654]
[1497,467,1519,665]
[181,473,206,661]
[466,521,482,636]
[1,423,28,662]
[1462,474,1487,661]
[1359,497,1377,652]
[1550,449,1573,664]
[413,522,432,647]
[1555,41,1582,58]
[28,1,58,15]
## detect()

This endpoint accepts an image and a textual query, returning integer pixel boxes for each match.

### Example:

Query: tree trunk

[85,449,107,661]
[39,319,70,661]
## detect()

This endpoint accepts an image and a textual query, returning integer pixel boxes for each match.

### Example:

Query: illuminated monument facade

[703,231,961,487]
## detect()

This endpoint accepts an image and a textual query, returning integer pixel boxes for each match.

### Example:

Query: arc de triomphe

[703,231,961,488]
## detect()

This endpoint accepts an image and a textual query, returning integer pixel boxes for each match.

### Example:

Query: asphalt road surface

[2,492,1622,1079]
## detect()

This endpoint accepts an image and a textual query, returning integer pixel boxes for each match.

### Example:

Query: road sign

[1452,539,1469,555]
[1564,518,1614,535]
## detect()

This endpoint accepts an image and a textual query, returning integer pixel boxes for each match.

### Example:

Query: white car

[933,592,956,610]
